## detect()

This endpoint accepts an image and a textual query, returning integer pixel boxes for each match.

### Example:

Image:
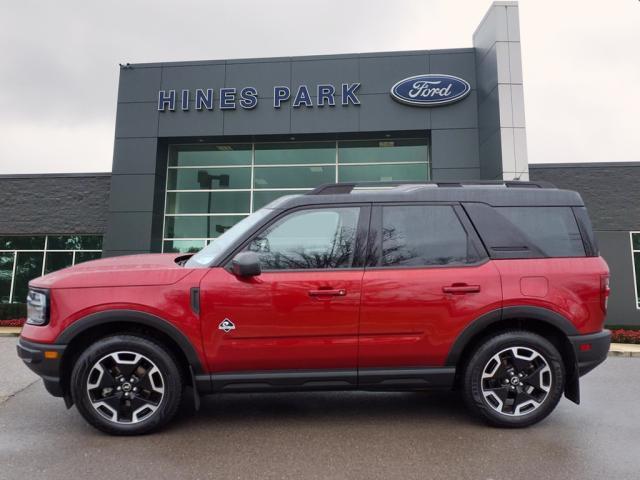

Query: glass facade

[163,137,430,252]
[632,233,640,309]
[0,235,102,303]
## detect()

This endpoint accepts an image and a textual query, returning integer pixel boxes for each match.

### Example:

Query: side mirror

[231,251,261,277]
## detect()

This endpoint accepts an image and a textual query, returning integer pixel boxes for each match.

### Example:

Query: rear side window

[496,207,585,257]
[379,205,481,267]
[464,203,586,258]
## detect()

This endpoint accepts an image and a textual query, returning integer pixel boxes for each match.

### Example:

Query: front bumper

[568,329,611,377]
[16,337,67,397]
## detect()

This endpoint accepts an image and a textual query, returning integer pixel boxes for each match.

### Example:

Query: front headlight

[26,288,49,326]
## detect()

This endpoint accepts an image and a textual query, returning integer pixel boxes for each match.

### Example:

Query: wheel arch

[56,310,206,402]
[447,306,580,403]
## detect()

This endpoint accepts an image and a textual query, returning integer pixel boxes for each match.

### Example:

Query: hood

[31,253,193,289]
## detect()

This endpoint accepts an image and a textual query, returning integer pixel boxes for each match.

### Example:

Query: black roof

[266,181,585,209]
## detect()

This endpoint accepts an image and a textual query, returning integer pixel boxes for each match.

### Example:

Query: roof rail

[307,180,556,195]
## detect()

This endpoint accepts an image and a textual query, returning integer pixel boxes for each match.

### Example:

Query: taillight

[600,275,610,313]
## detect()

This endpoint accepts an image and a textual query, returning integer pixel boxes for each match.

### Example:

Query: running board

[195,367,455,394]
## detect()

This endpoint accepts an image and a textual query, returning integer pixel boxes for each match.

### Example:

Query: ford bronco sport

[18,181,611,435]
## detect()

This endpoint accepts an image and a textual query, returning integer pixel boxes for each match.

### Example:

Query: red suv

[18,181,611,435]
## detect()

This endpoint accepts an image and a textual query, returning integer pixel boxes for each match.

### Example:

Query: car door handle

[442,284,481,294]
[308,289,347,297]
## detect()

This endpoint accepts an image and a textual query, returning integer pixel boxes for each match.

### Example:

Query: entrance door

[358,204,502,380]
[199,205,369,384]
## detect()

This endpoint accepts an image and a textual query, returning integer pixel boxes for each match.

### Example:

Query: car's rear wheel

[462,331,564,428]
[70,334,183,435]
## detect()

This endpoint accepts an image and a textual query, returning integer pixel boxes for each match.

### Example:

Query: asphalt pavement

[1,337,639,480]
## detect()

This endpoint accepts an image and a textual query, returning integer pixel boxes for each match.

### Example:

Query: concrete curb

[608,343,640,358]
[0,327,22,337]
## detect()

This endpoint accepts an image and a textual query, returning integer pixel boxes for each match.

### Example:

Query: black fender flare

[445,305,579,367]
[55,309,205,375]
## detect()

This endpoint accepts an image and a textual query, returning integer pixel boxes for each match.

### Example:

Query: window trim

[221,203,372,273]
[631,232,640,310]
[365,202,489,270]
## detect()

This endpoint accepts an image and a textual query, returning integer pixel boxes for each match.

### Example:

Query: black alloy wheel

[71,335,183,435]
[463,330,565,428]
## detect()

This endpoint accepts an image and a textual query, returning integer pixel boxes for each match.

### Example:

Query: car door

[199,204,369,384]
[358,203,502,381]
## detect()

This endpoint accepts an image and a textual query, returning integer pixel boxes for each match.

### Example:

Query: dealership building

[0,2,638,327]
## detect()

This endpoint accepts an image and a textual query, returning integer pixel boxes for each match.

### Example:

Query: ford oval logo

[390,74,471,107]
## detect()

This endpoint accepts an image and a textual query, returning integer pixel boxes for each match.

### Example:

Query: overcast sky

[0,0,638,174]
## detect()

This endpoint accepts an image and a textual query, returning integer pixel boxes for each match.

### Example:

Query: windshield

[185,208,272,267]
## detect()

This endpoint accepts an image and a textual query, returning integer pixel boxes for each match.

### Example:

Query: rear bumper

[568,329,611,377]
[16,337,67,397]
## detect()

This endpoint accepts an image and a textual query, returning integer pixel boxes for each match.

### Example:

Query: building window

[163,137,430,253]
[632,232,640,309]
[0,235,102,304]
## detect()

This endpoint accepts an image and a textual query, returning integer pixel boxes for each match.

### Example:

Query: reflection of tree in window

[382,206,472,267]
[248,208,360,270]
[13,252,44,303]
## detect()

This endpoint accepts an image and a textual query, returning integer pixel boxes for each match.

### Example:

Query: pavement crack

[0,378,39,406]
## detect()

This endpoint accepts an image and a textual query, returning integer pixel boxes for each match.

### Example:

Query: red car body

[21,253,608,377]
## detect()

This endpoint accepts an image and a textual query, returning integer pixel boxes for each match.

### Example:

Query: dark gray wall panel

[112,138,160,175]
[291,58,359,91]
[290,102,359,134]
[158,108,223,137]
[115,102,158,138]
[358,94,430,131]
[108,174,157,212]
[431,129,480,169]
[431,168,481,180]
[225,61,291,98]
[160,64,226,91]
[117,67,162,103]
[0,174,110,235]
[102,212,154,252]
[476,44,498,100]
[596,230,640,327]
[358,54,429,94]
[478,129,502,179]
[431,91,478,130]
[477,86,500,143]
[430,52,476,89]
[223,103,290,135]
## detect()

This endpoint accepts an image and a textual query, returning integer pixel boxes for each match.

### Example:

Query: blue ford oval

[390,74,471,106]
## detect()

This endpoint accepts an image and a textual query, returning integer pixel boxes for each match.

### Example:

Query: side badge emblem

[218,318,236,333]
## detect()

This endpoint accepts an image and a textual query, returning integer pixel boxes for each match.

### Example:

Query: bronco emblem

[218,318,236,333]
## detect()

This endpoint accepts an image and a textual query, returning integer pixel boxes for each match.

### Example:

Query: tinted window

[246,208,360,270]
[496,207,585,257]
[381,205,479,267]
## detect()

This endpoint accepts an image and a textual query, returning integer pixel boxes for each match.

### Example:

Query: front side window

[380,205,480,267]
[246,207,361,270]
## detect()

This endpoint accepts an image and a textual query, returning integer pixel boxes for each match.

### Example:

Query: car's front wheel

[70,334,183,435]
[462,331,565,428]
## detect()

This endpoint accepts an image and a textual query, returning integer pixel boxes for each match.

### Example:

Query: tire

[462,330,564,428]
[70,334,183,435]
